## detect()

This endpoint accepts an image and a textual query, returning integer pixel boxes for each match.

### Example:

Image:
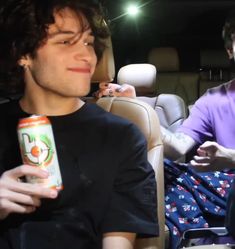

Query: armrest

[179,227,229,248]
[182,227,229,240]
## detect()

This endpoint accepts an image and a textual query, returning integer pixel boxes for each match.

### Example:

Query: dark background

[103,0,235,73]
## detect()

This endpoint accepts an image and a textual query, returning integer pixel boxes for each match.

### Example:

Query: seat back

[91,36,115,83]
[138,94,187,133]
[96,97,164,249]
[92,39,165,248]
[148,47,199,106]
[84,36,115,102]
[199,49,231,96]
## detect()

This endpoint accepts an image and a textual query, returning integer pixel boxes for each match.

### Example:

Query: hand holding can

[17,115,63,191]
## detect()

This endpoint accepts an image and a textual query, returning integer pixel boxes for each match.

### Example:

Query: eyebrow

[48,30,77,38]
[48,29,94,39]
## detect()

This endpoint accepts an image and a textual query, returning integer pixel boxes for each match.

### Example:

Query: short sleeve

[101,123,159,237]
[177,93,214,144]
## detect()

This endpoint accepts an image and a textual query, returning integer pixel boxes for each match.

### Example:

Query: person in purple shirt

[159,12,235,248]
[178,81,235,150]
[163,80,235,169]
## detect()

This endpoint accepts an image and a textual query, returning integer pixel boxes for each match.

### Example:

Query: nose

[73,43,97,65]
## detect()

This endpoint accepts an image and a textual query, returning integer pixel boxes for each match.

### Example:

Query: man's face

[23,8,97,97]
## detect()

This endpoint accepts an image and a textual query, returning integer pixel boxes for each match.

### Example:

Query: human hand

[0,165,58,220]
[94,82,136,99]
[190,141,235,172]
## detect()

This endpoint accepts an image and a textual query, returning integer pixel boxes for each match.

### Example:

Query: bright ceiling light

[126,4,139,16]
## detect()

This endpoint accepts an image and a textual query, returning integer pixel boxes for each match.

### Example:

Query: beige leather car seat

[148,47,199,107]
[96,97,164,249]
[116,63,190,246]
[91,36,116,84]
[91,38,165,248]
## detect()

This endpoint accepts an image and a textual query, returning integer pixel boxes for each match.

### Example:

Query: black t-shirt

[0,100,158,249]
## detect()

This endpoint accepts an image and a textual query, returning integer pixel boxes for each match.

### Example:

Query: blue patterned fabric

[164,159,235,249]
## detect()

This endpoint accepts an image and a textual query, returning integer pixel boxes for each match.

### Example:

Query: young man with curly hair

[0,1,158,248]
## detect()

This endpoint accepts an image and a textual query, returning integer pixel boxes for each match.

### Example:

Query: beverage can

[17,115,63,191]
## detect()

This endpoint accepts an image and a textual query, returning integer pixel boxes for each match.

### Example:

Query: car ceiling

[103,0,235,70]
[105,0,235,42]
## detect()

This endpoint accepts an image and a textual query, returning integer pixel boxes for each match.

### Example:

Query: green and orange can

[17,115,63,191]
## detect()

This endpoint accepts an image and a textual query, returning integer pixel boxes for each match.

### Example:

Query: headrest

[91,37,115,83]
[117,64,157,95]
[96,97,161,150]
[200,49,230,69]
[148,47,180,72]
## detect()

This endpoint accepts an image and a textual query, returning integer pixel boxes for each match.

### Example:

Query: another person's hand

[94,82,136,99]
[0,165,58,220]
[190,141,235,172]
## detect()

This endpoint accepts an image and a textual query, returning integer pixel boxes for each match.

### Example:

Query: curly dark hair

[222,10,235,52]
[0,0,110,94]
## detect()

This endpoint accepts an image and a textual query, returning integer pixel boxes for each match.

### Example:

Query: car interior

[88,31,234,249]
[1,0,235,248]
[88,0,235,247]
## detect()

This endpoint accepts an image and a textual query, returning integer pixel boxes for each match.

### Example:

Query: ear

[18,55,30,67]
[226,48,234,60]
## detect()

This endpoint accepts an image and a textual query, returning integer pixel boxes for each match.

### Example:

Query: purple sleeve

[177,93,214,144]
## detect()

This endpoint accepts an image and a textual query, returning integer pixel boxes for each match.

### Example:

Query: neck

[20,88,84,116]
